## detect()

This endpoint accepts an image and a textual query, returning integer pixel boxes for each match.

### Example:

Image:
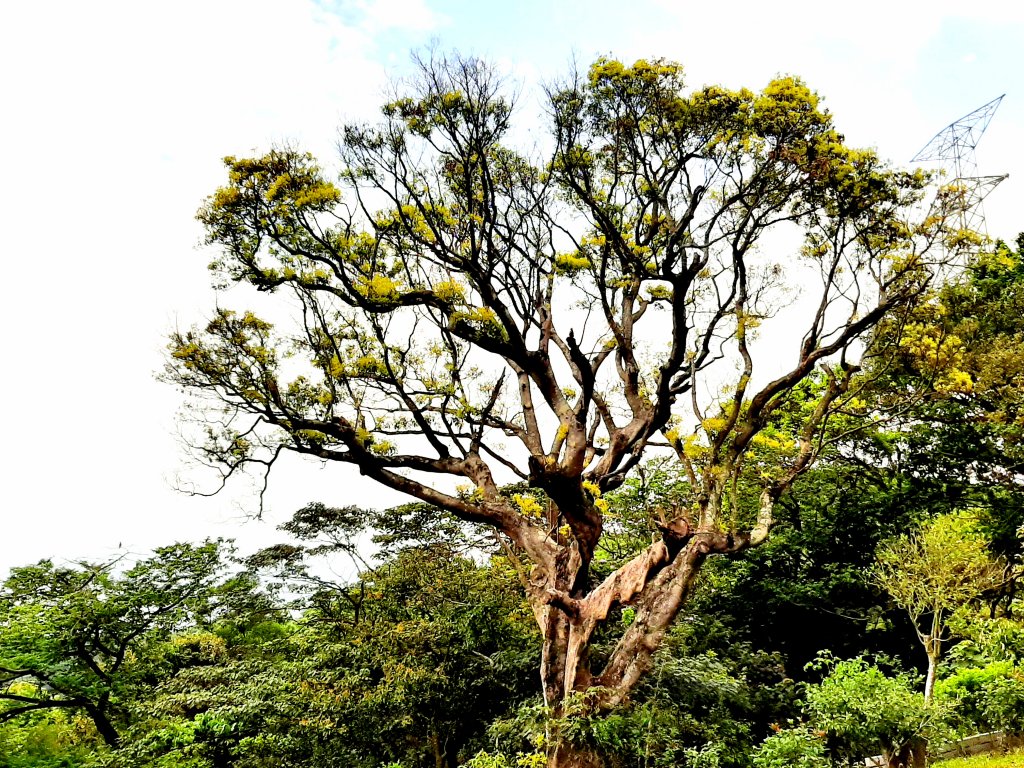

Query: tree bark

[431,728,450,768]
[548,741,603,768]
[594,536,712,705]
[85,704,120,749]
[534,533,725,768]
[910,740,927,768]
[541,607,575,706]
[884,738,927,768]
[924,647,939,703]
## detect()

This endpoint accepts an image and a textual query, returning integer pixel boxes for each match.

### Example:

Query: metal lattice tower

[911,95,1008,240]
[912,95,1004,177]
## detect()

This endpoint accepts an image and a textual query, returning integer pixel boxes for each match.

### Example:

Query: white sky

[1,0,1021,572]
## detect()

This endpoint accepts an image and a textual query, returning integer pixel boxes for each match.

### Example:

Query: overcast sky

[1,0,1021,572]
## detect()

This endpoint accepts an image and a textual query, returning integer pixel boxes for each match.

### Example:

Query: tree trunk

[922,611,942,703]
[910,740,927,768]
[548,741,603,768]
[430,728,450,768]
[884,738,927,768]
[542,617,603,768]
[924,648,939,703]
[85,704,120,749]
[541,606,575,705]
[594,538,711,704]
[534,537,719,768]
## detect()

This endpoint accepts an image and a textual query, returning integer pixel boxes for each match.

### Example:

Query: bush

[937,662,1024,735]
[751,726,829,768]
[0,711,102,768]
[804,654,946,763]
[937,662,1014,733]
[982,672,1024,733]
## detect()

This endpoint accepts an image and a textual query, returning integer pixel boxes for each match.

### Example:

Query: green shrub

[751,726,829,768]
[981,672,1024,733]
[937,662,1024,734]
[937,662,1014,732]
[805,654,946,763]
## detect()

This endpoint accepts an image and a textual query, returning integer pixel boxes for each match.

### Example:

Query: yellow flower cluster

[513,494,544,518]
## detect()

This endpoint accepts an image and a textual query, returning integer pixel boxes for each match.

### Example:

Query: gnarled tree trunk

[534,527,737,767]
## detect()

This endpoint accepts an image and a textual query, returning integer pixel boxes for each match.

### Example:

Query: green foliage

[947,617,1024,669]
[103,538,538,768]
[876,513,1002,624]
[684,459,922,673]
[935,614,1024,739]
[472,612,802,768]
[465,749,545,768]
[936,661,1024,734]
[977,672,1024,734]
[865,235,1024,611]
[0,540,253,749]
[0,708,100,768]
[625,629,788,765]
[934,749,1024,768]
[804,654,945,762]
[876,511,1004,700]
[751,725,828,768]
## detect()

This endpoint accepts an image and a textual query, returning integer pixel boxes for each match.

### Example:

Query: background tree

[687,459,922,674]
[862,234,1024,610]
[167,53,959,766]
[876,513,1003,701]
[0,540,244,750]
[249,510,541,768]
[100,534,537,768]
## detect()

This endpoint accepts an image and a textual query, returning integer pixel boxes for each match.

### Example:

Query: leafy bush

[751,725,829,768]
[0,710,103,768]
[937,661,1014,733]
[946,617,1024,668]
[937,661,1024,734]
[981,672,1024,733]
[805,654,945,763]
[465,750,545,768]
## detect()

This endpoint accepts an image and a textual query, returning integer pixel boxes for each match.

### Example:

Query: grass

[933,748,1024,767]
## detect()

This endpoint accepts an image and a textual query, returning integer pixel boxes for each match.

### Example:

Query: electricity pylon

[911,95,1008,240]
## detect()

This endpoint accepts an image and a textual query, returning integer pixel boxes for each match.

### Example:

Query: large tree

[167,54,962,766]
